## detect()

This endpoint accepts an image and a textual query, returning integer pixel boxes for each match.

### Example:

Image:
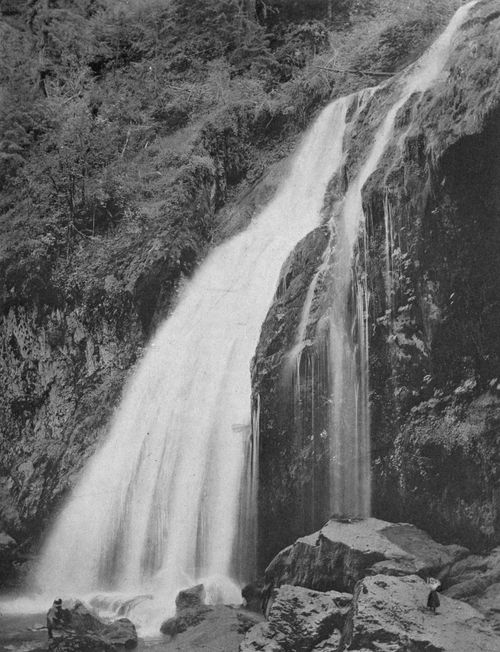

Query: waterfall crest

[34,96,352,625]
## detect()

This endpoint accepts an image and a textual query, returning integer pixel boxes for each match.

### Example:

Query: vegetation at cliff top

[0,0,464,331]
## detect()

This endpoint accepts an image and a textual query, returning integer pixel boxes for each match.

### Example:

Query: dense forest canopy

[0,0,460,331]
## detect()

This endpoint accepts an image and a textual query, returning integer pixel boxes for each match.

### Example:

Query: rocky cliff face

[364,1,500,550]
[0,0,496,590]
[0,300,140,544]
[253,0,500,568]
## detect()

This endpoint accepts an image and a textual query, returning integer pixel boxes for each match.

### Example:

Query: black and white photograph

[0,1,499,650]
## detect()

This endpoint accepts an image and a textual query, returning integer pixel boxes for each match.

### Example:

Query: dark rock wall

[253,1,500,569]
[365,3,500,550]
[252,225,333,565]
[0,302,140,547]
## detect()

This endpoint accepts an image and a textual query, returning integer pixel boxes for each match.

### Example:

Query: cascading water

[286,1,477,524]
[0,1,476,634]
[32,96,352,630]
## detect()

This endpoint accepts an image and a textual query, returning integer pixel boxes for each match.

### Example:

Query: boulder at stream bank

[160,583,263,652]
[240,573,499,652]
[48,600,137,651]
[240,517,500,650]
[341,574,499,652]
[240,585,352,652]
[264,517,468,593]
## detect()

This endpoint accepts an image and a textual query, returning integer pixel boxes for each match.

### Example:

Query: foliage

[0,0,463,320]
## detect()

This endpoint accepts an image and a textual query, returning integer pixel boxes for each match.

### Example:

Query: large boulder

[240,585,352,652]
[162,603,262,651]
[161,583,212,637]
[160,604,213,637]
[341,574,500,652]
[49,600,137,650]
[98,619,137,648]
[160,584,263,650]
[175,583,206,610]
[265,518,467,592]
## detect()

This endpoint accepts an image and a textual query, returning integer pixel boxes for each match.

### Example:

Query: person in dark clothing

[46,599,65,639]
[426,579,441,614]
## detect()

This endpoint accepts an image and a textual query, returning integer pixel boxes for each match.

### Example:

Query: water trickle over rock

[254,0,500,567]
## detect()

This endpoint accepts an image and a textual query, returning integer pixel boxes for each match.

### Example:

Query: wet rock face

[375,394,500,552]
[161,584,214,637]
[253,226,332,566]
[253,0,500,566]
[366,2,500,550]
[175,584,206,610]
[0,302,142,545]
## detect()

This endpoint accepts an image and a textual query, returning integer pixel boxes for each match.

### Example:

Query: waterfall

[11,2,476,635]
[287,1,477,522]
[33,96,352,630]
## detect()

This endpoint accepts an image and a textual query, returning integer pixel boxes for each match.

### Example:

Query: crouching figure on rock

[47,598,70,639]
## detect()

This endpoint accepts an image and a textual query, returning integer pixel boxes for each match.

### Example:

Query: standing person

[426,579,441,614]
[46,599,65,639]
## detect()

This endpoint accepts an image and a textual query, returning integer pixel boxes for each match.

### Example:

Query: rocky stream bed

[2,518,499,652]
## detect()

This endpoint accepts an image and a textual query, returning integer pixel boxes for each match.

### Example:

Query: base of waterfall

[0,573,246,648]
[0,602,137,652]
[0,579,263,652]
[2,520,500,652]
